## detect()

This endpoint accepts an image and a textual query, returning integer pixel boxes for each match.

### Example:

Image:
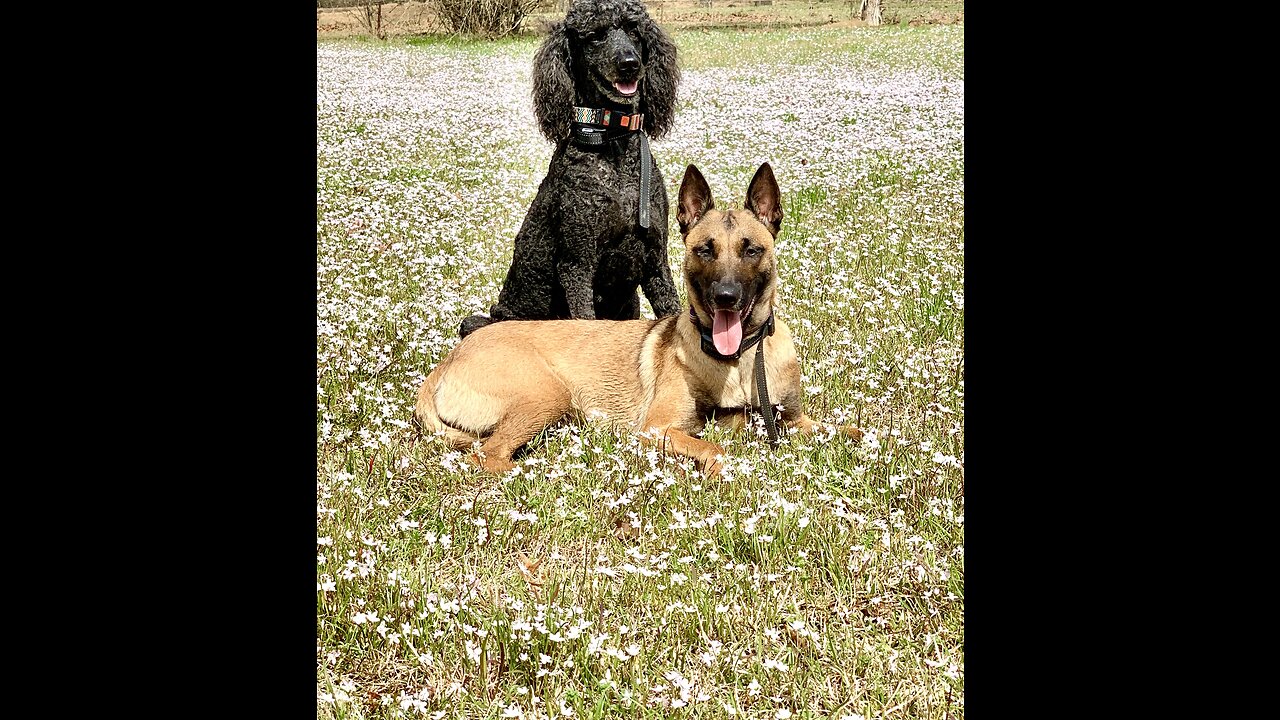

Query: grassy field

[317,19,964,720]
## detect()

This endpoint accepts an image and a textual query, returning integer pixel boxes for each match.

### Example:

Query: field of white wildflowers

[318,24,963,720]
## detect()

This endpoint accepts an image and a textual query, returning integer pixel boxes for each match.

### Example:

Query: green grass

[405,33,537,53]
[318,22,963,720]
[669,24,963,72]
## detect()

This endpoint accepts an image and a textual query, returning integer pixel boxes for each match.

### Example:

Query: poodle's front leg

[641,254,681,317]
[640,214,681,318]
[555,206,605,319]
[557,257,599,319]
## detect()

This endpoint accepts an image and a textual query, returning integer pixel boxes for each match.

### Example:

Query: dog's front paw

[697,443,726,478]
[839,426,864,441]
[701,455,723,478]
[468,451,515,474]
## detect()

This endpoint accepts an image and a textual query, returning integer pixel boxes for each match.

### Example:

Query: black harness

[688,308,780,446]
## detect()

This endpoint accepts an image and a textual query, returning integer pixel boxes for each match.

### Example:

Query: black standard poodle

[459,0,683,338]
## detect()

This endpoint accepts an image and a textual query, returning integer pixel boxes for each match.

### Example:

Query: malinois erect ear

[677,164,715,236]
[744,162,782,237]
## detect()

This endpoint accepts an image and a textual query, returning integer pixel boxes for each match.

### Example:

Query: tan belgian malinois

[414,162,863,475]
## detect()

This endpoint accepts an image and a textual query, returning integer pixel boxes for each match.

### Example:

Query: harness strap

[690,308,774,362]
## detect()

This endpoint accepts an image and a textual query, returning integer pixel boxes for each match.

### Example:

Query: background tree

[356,1,388,39]
[861,0,882,26]
[428,0,542,38]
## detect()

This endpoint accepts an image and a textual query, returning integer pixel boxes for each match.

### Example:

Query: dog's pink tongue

[712,310,743,356]
[615,80,638,96]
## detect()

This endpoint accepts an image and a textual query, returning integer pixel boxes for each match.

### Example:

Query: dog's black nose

[618,53,640,74]
[711,282,742,309]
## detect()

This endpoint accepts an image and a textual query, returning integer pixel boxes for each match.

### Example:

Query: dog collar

[570,106,644,146]
[689,307,776,362]
[569,105,654,229]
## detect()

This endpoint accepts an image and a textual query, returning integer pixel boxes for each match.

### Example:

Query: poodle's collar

[688,306,776,362]
[570,106,644,145]
[570,106,653,229]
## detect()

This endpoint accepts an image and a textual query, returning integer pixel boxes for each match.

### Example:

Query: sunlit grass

[318,22,963,720]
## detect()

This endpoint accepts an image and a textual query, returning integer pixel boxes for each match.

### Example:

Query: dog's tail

[459,315,496,339]
[414,375,483,449]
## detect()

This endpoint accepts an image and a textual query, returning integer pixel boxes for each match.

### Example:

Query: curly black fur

[460,0,683,338]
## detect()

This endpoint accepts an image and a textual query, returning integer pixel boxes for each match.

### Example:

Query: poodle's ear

[638,15,679,139]
[744,162,782,237]
[677,164,714,237]
[532,20,575,142]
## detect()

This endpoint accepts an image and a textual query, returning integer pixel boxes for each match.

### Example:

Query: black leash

[638,132,651,229]
[752,327,779,446]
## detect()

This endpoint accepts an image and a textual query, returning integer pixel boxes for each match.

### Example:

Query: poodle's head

[532,0,680,142]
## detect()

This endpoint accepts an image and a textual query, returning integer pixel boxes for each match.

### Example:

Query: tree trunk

[862,0,882,26]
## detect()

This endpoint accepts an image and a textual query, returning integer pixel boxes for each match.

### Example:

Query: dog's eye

[744,245,763,258]
[695,246,714,259]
